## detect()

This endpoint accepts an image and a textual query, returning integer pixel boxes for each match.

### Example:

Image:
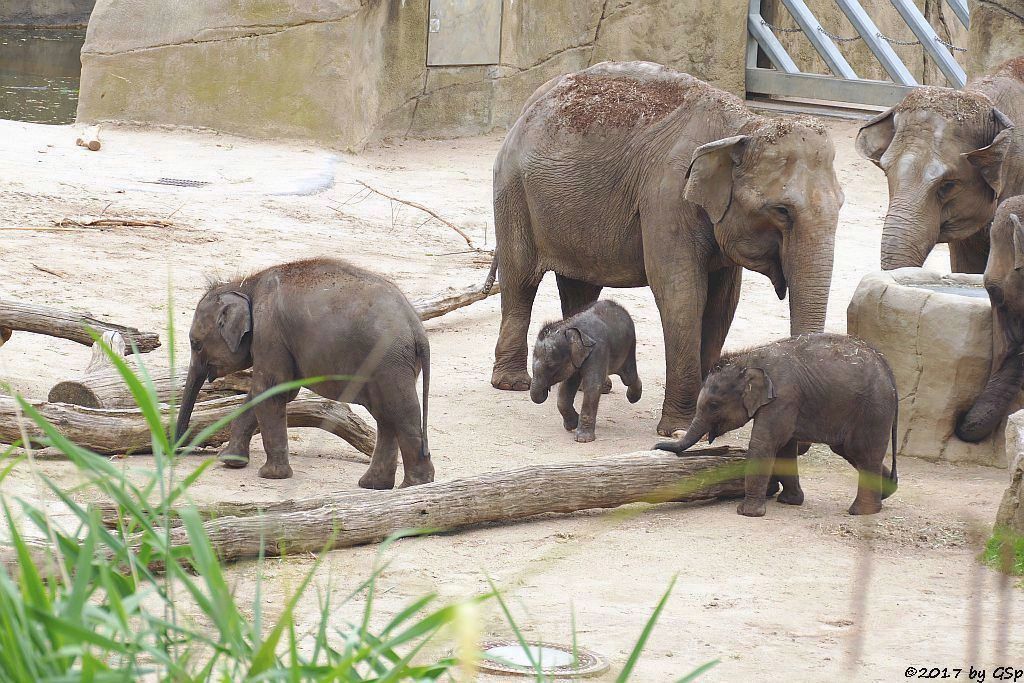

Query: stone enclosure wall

[0,0,95,26]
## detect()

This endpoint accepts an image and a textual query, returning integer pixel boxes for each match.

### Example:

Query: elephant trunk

[655,418,710,454]
[880,191,941,270]
[530,381,550,404]
[174,360,206,444]
[955,346,1024,442]
[785,230,836,336]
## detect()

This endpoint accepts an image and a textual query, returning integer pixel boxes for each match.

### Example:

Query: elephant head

[530,323,594,404]
[856,87,1013,270]
[957,199,1024,442]
[655,363,775,453]
[174,287,254,442]
[684,118,843,335]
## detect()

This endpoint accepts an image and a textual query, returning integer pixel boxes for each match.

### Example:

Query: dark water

[0,27,85,124]
[913,284,989,299]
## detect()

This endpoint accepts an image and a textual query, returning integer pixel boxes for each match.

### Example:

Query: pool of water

[0,27,85,124]
[912,284,989,299]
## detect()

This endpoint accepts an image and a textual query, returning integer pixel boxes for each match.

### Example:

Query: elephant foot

[657,413,692,437]
[358,470,396,490]
[765,478,780,498]
[574,428,596,443]
[258,462,293,479]
[491,368,531,391]
[626,382,642,404]
[848,499,882,516]
[777,487,805,506]
[218,449,250,469]
[737,498,767,518]
[399,460,435,488]
[562,412,580,431]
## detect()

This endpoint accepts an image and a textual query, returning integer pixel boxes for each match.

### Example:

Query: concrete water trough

[848,268,1015,468]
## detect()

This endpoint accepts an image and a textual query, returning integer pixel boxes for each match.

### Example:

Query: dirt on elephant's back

[551,74,689,133]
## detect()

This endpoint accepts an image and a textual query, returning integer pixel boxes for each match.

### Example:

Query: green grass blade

[615,574,677,683]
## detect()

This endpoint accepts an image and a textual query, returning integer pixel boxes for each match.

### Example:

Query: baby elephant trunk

[653,419,709,454]
[530,379,550,404]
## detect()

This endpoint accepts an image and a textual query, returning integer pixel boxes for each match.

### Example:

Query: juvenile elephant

[957,196,1024,442]
[530,300,641,442]
[856,56,1024,273]
[654,334,898,517]
[489,61,843,436]
[174,258,434,488]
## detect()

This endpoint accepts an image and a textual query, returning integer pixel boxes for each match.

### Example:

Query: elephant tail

[889,398,898,486]
[418,336,430,461]
[482,250,498,294]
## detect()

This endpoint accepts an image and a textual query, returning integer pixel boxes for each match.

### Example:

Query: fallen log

[412,281,500,321]
[141,448,747,563]
[0,299,160,353]
[76,124,101,151]
[0,394,375,457]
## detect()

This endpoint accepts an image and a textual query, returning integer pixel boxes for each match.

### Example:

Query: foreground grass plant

[0,327,714,680]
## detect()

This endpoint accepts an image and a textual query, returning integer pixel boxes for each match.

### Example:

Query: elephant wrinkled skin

[857,56,1024,273]
[489,61,843,436]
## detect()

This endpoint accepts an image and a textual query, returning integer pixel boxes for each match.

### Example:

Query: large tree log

[0,299,160,353]
[139,449,747,563]
[412,281,499,322]
[0,394,375,457]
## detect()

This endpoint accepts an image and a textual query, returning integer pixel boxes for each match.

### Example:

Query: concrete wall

[0,0,95,26]
[76,0,746,150]
[968,0,1024,78]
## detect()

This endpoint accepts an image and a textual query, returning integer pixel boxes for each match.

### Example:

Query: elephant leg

[948,230,990,275]
[774,438,804,506]
[253,392,293,479]
[738,416,794,517]
[557,372,582,431]
[848,462,884,515]
[575,370,603,443]
[491,276,541,392]
[396,421,434,488]
[700,266,742,378]
[650,273,707,436]
[359,424,399,490]
[219,404,257,469]
[556,275,611,393]
[619,342,642,404]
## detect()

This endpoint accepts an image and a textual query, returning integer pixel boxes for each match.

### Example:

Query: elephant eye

[937,180,959,199]
[768,205,792,225]
[190,339,202,352]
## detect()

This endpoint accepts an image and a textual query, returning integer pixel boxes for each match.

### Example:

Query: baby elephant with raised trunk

[654,334,898,517]
[174,258,434,489]
[530,300,642,442]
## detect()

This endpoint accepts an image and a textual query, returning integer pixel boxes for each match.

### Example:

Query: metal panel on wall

[427,0,502,66]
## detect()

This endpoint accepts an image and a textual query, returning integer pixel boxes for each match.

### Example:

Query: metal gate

[746,0,970,108]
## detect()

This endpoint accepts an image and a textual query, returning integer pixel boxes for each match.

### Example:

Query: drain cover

[478,640,608,677]
[151,177,211,188]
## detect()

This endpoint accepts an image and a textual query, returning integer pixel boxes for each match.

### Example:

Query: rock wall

[0,0,95,26]
[76,0,746,149]
[998,411,1024,534]
[848,269,1011,468]
[968,0,1024,79]
[760,0,968,87]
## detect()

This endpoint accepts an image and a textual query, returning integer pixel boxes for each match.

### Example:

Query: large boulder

[968,0,1024,79]
[847,268,1010,468]
[76,0,747,148]
[997,411,1024,533]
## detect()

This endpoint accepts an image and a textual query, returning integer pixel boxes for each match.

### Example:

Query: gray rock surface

[0,0,94,26]
[997,410,1024,533]
[968,0,1024,78]
[847,269,1010,468]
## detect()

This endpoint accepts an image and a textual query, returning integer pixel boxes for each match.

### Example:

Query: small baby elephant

[654,333,898,517]
[530,300,642,442]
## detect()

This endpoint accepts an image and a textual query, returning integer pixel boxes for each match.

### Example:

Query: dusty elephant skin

[958,197,1024,443]
[529,300,642,443]
[174,258,433,488]
[654,334,898,518]
[488,61,843,437]
[856,56,1024,273]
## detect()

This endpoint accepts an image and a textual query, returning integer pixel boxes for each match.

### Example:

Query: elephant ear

[741,367,776,418]
[217,291,252,353]
[855,107,896,167]
[683,135,749,223]
[964,124,1014,197]
[1012,214,1024,272]
[565,328,596,368]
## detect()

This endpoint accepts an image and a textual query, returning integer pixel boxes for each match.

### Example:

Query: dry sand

[0,116,1020,681]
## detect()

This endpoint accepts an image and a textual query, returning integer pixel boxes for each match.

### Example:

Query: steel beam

[890,0,966,87]
[944,0,970,29]
[833,0,917,86]
[780,0,858,79]
[747,12,800,74]
[745,68,916,108]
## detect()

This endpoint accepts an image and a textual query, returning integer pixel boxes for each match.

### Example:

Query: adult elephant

[488,61,843,436]
[856,56,1024,273]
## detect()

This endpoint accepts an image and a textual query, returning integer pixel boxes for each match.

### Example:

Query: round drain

[478,640,609,678]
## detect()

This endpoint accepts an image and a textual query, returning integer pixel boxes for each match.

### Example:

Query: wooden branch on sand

[0,394,375,457]
[0,299,160,353]
[412,281,500,321]
[103,448,747,563]
[355,180,483,252]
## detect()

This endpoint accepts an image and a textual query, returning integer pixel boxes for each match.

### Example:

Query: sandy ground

[0,116,1021,681]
